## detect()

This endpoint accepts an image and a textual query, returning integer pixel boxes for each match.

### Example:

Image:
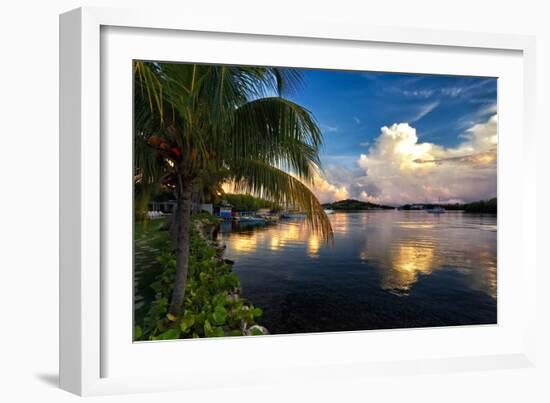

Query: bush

[223,193,281,212]
[135,214,264,340]
[463,198,497,214]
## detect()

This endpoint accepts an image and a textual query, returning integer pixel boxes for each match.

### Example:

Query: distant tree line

[223,194,282,212]
[399,198,497,214]
[461,198,497,213]
[322,199,394,210]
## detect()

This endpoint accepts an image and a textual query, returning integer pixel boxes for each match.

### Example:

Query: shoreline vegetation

[321,198,497,214]
[398,197,497,214]
[134,212,268,341]
[322,199,394,211]
[223,193,282,212]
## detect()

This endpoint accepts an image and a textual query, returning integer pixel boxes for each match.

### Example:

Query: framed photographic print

[60,6,537,396]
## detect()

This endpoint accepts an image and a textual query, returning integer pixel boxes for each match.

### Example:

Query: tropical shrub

[223,193,281,212]
[463,198,497,214]
[135,215,264,340]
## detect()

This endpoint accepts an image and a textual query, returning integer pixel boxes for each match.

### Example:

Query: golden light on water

[223,222,304,254]
[467,250,497,299]
[380,242,436,294]
[330,211,351,234]
[307,234,321,258]
[270,234,281,251]
[230,235,258,253]
[267,224,301,251]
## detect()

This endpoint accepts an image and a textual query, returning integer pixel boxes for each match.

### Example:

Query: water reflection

[383,242,436,294]
[358,217,439,295]
[355,212,497,298]
[217,211,497,333]
[307,233,321,258]
[230,234,257,253]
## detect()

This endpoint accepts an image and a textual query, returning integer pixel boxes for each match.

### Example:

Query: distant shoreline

[322,199,394,211]
[327,209,496,215]
[322,198,497,214]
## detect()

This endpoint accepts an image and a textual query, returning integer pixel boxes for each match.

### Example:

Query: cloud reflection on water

[219,211,496,299]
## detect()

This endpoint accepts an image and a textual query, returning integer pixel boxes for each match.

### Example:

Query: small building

[149,200,176,213]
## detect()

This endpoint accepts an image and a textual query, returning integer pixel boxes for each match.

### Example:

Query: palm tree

[134,61,332,318]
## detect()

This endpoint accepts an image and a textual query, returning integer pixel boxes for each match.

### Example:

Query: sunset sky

[286,69,498,205]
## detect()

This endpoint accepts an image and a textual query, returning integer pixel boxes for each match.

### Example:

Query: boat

[236,215,266,223]
[426,206,445,214]
[426,198,445,214]
[263,215,280,223]
[281,212,307,219]
[324,209,334,215]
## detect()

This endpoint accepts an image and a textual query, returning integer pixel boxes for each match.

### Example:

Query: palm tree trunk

[168,176,193,318]
[169,200,181,244]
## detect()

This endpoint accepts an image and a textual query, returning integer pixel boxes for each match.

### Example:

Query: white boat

[426,206,445,214]
[324,209,334,215]
[426,199,445,214]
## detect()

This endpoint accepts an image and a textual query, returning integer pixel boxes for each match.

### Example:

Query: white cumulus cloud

[356,115,497,205]
[302,115,497,205]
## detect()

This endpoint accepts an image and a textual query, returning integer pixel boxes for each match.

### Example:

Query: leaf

[158,328,180,340]
[212,305,227,325]
[252,307,263,317]
[150,281,162,293]
[204,319,213,335]
[212,292,228,307]
[134,326,142,340]
[180,311,195,332]
[250,327,264,336]
[213,327,225,337]
[226,273,240,288]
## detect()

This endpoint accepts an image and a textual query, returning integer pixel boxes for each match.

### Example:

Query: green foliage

[192,211,221,225]
[135,215,264,341]
[223,193,281,212]
[134,326,142,339]
[398,198,497,214]
[399,198,497,213]
[322,199,394,210]
[463,198,497,214]
[249,327,264,336]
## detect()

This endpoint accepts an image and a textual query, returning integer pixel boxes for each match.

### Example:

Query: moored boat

[426,198,445,214]
[281,212,307,219]
[236,215,266,223]
[426,206,445,214]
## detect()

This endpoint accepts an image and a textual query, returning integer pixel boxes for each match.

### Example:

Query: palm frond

[134,61,165,125]
[134,131,167,219]
[230,159,333,241]
[229,97,323,182]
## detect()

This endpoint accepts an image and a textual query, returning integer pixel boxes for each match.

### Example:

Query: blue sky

[288,70,497,172]
[278,68,498,205]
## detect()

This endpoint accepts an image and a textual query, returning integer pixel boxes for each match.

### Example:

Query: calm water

[217,211,497,334]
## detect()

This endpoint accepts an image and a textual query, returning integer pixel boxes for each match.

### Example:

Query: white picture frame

[59,6,537,396]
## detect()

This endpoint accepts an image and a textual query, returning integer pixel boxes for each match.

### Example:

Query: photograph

[133,61,497,341]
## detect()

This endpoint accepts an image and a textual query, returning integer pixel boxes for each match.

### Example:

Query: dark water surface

[217,211,497,334]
